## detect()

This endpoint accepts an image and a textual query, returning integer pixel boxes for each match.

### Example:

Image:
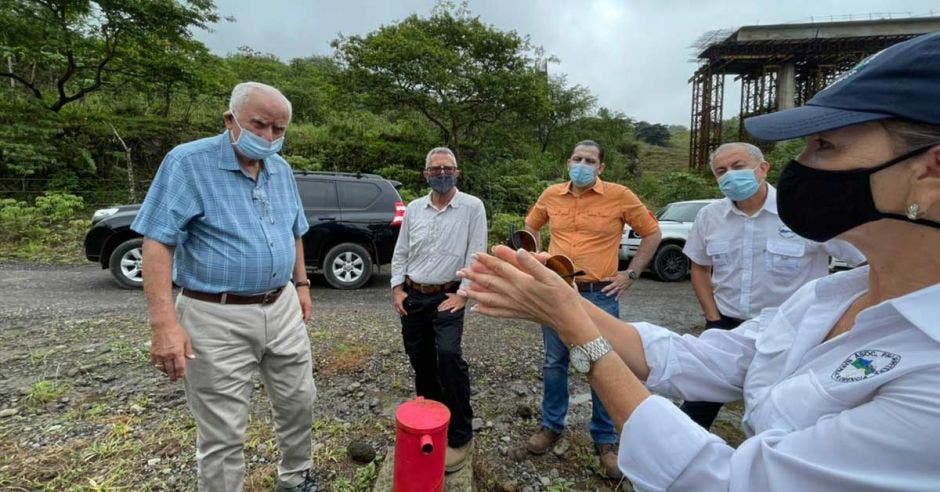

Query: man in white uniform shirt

[390,147,487,473]
[680,142,864,429]
[459,31,940,491]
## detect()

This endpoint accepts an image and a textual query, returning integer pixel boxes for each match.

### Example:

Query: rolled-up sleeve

[524,191,549,231]
[461,200,488,290]
[682,209,709,265]
[634,318,760,402]
[620,188,659,237]
[390,201,414,288]
[620,369,940,492]
[131,155,201,245]
[290,176,309,238]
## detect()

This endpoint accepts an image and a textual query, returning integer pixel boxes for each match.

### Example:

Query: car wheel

[109,238,144,289]
[323,242,373,289]
[651,244,689,282]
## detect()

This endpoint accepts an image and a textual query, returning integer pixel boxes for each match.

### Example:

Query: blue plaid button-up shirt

[132,131,309,295]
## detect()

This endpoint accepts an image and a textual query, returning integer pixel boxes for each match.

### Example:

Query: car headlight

[92,207,119,221]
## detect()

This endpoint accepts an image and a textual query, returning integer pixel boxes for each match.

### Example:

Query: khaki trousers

[177,286,316,492]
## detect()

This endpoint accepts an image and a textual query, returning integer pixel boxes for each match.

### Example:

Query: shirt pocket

[584,208,622,236]
[706,239,731,268]
[766,239,806,277]
[765,371,846,432]
[547,207,575,232]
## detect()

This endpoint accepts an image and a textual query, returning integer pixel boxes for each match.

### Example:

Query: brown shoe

[595,443,623,479]
[445,439,473,473]
[526,427,561,455]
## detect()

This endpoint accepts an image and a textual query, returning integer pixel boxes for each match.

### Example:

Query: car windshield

[657,201,709,222]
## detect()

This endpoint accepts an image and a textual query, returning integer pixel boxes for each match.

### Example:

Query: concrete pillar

[777,63,796,110]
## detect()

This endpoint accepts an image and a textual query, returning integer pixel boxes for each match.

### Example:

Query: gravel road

[0,263,703,332]
[0,262,719,491]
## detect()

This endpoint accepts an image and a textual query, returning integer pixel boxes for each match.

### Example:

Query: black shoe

[275,469,320,492]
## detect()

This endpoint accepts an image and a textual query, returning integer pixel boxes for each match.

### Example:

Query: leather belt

[182,286,286,305]
[405,276,457,295]
[575,281,611,293]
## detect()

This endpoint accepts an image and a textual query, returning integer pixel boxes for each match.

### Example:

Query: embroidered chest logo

[832,350,901,383]
[778,227,795,239]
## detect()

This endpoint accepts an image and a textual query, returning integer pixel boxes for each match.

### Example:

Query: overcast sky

[194,1,939,126]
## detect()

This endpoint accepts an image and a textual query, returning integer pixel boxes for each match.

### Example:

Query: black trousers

[400,284,473,447]
[679,314,745,430]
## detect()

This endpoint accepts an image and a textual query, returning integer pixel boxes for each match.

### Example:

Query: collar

[217,130,277,175]
[560,177,606,195]
[424,189,462,209]
[814,266,940,344]
[721,183,776,217]
[888,282,940,344]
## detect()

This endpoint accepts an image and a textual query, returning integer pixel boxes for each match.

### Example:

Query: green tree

[332,4,546,155]
[635,121,671,146]
[535,76,595,153]
[0,0,218,112]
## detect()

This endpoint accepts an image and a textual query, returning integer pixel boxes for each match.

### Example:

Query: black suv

[84,171,405,290]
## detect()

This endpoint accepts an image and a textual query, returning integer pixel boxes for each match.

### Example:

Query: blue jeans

[540,290,619,444]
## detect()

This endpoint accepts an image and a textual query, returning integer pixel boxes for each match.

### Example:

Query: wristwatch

[569,336,613,373]
[626,269,639,281]
[294,279,311,288]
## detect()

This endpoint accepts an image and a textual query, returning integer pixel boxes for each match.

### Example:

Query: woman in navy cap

[458,31,940,491]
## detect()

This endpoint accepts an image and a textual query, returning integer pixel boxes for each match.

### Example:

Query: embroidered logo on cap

[832,350,900,383]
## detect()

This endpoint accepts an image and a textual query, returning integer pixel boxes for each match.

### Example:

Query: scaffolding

[687,16,940,171]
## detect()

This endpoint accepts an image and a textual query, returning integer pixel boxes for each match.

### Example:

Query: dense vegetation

[0,0,800,260]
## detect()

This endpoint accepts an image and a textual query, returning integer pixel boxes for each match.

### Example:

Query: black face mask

[777,143,940,242]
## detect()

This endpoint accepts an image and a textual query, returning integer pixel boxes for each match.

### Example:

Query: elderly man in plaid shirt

[132,82,318,492]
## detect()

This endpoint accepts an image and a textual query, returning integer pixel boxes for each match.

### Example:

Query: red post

[393,397,451,492]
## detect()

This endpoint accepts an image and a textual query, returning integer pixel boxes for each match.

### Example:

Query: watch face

[570,347,590,373]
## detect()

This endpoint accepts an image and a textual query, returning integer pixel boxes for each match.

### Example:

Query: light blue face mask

[718,168,760,201]
[568,162,597,187]
[230,111,284,160]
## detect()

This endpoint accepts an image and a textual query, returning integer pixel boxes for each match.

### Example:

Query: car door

[296,178,341,267]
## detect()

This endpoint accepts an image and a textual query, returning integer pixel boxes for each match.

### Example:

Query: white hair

[425,147,457,167]
[228,81,292,121]
[709,142,765,169]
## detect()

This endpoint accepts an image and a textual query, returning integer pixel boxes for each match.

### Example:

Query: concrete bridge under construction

[688,16,940,170]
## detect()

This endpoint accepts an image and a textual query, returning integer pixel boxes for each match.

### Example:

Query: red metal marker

[393,397,451,492]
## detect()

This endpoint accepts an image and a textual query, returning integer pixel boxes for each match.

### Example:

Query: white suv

[620,199,719,282]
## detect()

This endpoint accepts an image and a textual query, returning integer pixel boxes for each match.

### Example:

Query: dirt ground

[0,262,746,491]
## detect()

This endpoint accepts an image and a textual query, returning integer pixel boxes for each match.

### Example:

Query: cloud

[196,0,940,125]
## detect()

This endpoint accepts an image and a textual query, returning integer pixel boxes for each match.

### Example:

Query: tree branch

[0,71,44,100]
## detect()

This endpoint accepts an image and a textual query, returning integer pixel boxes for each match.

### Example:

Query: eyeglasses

[426,165,458,176]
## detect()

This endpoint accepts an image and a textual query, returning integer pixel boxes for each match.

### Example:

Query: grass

[0,218,89,264]
[318,341,373,376]
[333,460,379,492]
[24,380,71,407]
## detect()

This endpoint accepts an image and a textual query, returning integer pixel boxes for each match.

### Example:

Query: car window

[338,181,381,210]
[297,179,339,210]
[657,202,709,222]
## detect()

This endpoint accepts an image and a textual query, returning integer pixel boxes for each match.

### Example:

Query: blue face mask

[718,168,760,201]
[230,112,284,160]
[568,162,597,187]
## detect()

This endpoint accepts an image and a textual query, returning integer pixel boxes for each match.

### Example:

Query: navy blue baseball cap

[745,31,940,141]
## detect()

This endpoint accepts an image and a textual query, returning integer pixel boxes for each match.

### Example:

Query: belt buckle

[261,290,276,304]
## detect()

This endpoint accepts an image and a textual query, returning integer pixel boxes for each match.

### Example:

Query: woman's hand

[458,245,593,343]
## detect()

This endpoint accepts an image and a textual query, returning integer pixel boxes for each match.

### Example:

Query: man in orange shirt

[524,140,661,479]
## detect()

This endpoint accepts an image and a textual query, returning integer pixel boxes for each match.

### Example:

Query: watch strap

[580,336,613,365]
